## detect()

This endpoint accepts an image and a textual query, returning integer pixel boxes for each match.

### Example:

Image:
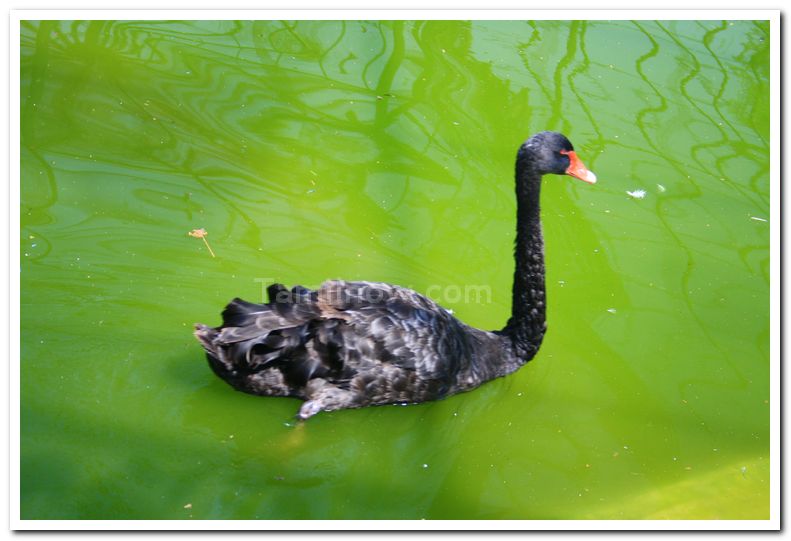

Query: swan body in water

[195,131,596,419]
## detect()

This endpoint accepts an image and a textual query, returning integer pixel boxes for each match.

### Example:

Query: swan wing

[316,280,472,382]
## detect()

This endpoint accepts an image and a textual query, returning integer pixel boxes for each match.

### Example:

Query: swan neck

[503,157,547,360]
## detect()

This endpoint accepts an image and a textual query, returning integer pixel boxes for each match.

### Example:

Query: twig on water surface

[188,228,216,258]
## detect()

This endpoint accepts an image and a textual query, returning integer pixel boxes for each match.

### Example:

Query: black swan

[194,131,596,419]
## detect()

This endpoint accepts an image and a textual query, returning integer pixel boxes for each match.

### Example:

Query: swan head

[520,131,597,184]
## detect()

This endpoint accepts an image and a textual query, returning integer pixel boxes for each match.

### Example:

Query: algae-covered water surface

[19,19,772,520]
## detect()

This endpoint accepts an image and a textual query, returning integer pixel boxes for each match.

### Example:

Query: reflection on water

[20,19,770,520]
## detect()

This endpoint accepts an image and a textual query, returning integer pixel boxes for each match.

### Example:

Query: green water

[20,20,770,520]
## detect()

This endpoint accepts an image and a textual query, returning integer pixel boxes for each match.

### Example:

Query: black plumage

[194,131,596,419]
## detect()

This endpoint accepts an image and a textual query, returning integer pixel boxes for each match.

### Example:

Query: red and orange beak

[561,150,597,184]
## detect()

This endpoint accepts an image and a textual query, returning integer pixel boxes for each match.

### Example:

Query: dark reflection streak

[115,21,141,52]
[29,21,68,51]
[285,21,329,79]
[403,111,440,156]
[566,22,608,153]
[745,21,771,96]
[117,35,352,205]
[318,21,348,82]
[740,22,771,194]
[108,21,235,61]
[133,102,259,227]
[22,22,52,144]
[143,35,168,65]
[227,21,245,61]
[100,72,280,267]
[20,20,40,39]
[125,26,258,59]
[690,141,765,188]
[370,21,412,218]
[21,22,59,212]
[747,166,770,208]
[548,22,579,133]
[121,20,248,39]
[94,34,297,205]
[586,140,719,177]
[632,23,683,179]
[752,19,769,39]
[610,231,757,269]
[377,20,434,138]
[272,31,286,67]
[414,21,470,196]
[362,22,389,94]
[632,21,748,388]
[381,98,435,146]
[88,21,111,49]
[697,21,745,142]
[714,22,769,153]
[373,21,404,125]
[736,244,769,281]
[413,22,474,157]
[654,23,727,168]
[557,22,684,459]
[178,155,299,273]
[434,21,470,196]
[68,20,86,44]
[517,22,554,106]
[288,21,463,286]
[711,147,768,213]
[133,26,370,101]
[83,21,117,54]
[411,22,447,158]
[656,22,762,212]
[345,21,487,292]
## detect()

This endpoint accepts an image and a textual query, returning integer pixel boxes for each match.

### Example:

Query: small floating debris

[188,228,216,258]
[422,463,429,469]
[750,216,767,223]
[657,184,666,193]
[183,503,192,509]
[626,189,646,199]
[607,308,617,314]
